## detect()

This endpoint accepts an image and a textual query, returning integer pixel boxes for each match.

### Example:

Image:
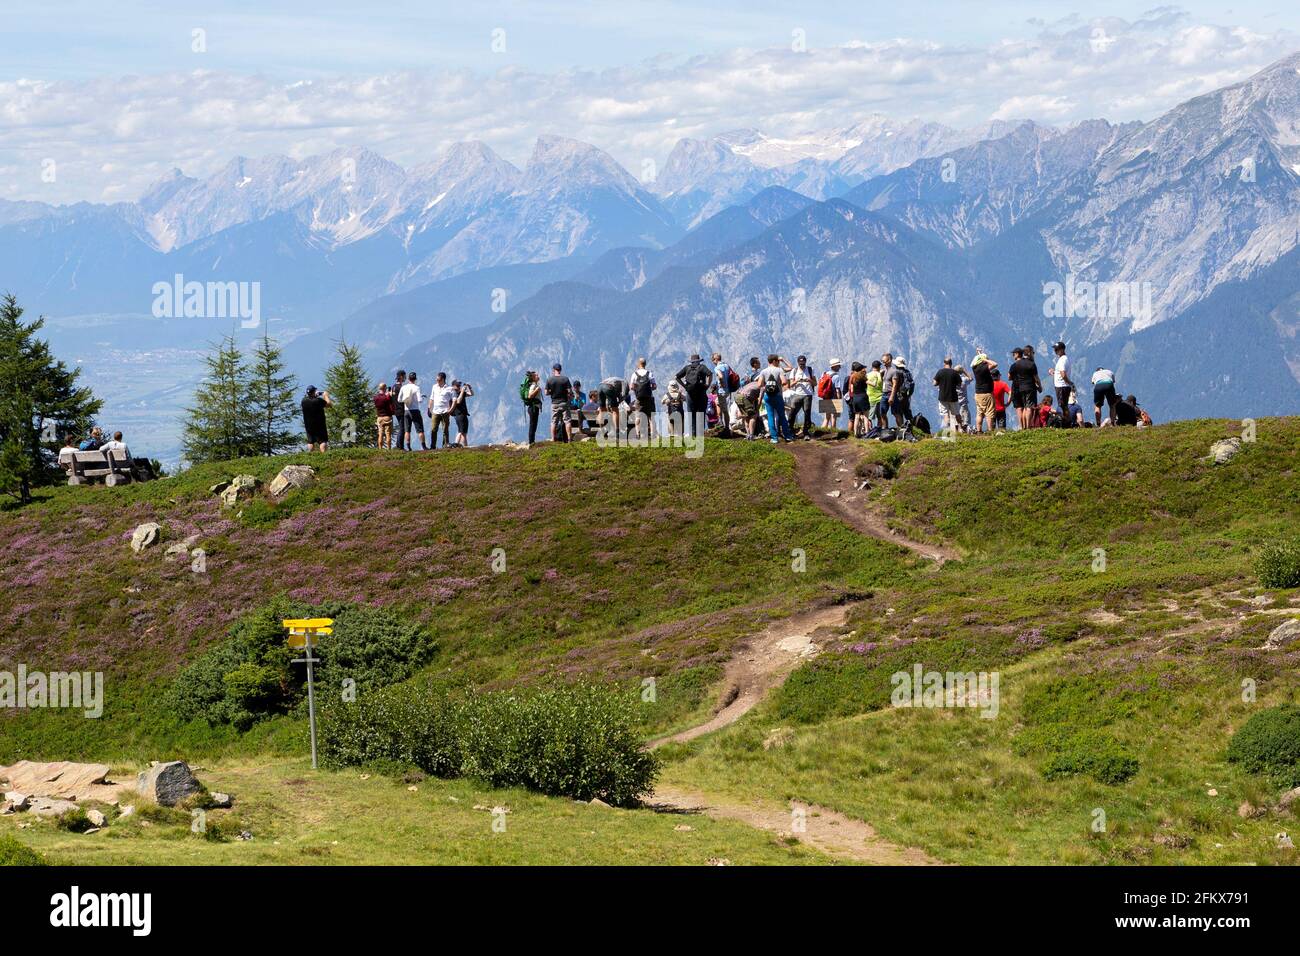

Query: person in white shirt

[785,355,816,440]
[1091,366,1118,426]
[1051,341,1074,413]
[101,431,131,460]
[398,372,426,450]
[425,372,458,449]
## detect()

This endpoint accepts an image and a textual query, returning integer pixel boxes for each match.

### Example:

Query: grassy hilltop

[1,418,1298,865]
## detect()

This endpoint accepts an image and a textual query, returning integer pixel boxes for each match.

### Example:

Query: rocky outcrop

[219,474,260,507]
[1262,618,1300,651]
[130,522,163,552]
[1208,438,1242,465]
[136,761,202,806]
[268,464,316,498]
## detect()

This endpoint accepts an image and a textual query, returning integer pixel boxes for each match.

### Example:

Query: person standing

[866,360,885,433]
[786,355,816,440]
[675,353,713,438]
[711,352,735,436]
[1051,341,1074,413]
[1091,366,1118,426]
[450,379,473,447]
[628,358,656,440]
[1008,348,1041,430]
[392,370,408,450]
[845,361,870,437]
[426,372,456,449]
[933,358,963,434]
[398,372,426,450]
[545,363,572,443]
[301,385,333,452]
[991,370,1012,432]
[758,354,795,444]
[734,375,763,440]
[970,350,998,434]
[373,382,396,448]
[523,370,542,445]
[818,358,843,431]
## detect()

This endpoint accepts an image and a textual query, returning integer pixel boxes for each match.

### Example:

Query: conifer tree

[246,332,300,456]
[323,339,375,447]
[0,294,102,502]
[181,334,257,464]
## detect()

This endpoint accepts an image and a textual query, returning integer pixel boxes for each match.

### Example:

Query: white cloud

[1,13,1295,204]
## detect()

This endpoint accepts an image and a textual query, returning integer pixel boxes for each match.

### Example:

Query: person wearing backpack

[629,357,656,440]
[711,352,737,436]
[392,370,408,450]
[886,357,915,434]
[818,359,843,431]
[521,370,542,445]
[675,353,714,438]
[758,354,795,444]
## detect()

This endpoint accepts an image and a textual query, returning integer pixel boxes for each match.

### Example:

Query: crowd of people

[502,341,1151,447]
[335,340,1152,453]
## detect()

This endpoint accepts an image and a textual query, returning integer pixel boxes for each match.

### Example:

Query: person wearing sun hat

[818,358,844,430]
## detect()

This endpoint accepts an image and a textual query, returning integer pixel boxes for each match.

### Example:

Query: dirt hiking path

[788,438,960,564]
[645,437,953,864]
[649,785,941,864]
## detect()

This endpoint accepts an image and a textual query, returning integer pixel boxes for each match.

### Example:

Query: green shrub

[1227,705,1300,786]
[1038,729,1140,785]
[1255,541,1300,589]
[56,807,96,832]
[0,834,47,866]
[171,598,436,728]
[319,682,659,806]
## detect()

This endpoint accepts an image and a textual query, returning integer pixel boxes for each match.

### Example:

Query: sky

[3,1,1299,202]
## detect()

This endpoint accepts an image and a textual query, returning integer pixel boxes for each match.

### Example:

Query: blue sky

[3,2,1299,201]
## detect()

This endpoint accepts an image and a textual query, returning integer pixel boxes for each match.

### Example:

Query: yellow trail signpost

[282,618,334,769]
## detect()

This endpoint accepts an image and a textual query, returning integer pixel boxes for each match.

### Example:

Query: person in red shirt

[991,369,1012,431]
[1036,394,1055,428]
[373,383,397,448]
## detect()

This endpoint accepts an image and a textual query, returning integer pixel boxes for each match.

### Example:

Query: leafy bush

[56,807,96,832]
[1255,541,1300,589]
[1227,705,1300,786]
[1038,729,1140,785]
[0,834,46,866]
[171,598,436,728]
[319,682,658,806]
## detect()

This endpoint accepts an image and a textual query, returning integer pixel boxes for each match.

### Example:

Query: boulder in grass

[268,464,316,498]
[1262,618,1300,651]
[136,761,202,807]
[219,475,260,508]
[208,480,232,495]
[86,808,106,827]
[164,533,202,561]
[29,797,79,818]
[1208,438,1242,465]
[130,522,163,553]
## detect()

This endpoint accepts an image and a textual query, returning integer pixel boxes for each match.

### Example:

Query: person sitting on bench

[101,431,131,460]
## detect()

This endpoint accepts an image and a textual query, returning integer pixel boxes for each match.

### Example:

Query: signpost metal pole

[283,618,333,772]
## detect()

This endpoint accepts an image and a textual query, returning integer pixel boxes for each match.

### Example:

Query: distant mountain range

[5,51,1300,462]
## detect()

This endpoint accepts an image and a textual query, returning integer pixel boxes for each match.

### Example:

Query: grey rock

[208,480,231,495]
[1279,787,1300,809]
[136,761,202,806]
[129,522,163,553]
[86,808,106,827]
[589,797,612,808]
[164,533,202,559]
[219,474,260,508]
[118,804,136,818]
[210,792,233,809]
[1262,618,1300,651]
[2,792,30,811]
[29,797,79,818]
[268,464,316,498]
[1209,438,1242,465]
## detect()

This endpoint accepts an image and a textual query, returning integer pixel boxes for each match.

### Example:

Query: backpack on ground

[817,372,834,399]
[913,414,931,436]
[878,427,897,443]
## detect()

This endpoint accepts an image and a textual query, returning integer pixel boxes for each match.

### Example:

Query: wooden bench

[64,448,141,486]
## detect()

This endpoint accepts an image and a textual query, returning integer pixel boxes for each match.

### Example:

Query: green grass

[4,419,1299,865]
[0,757,839,866]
